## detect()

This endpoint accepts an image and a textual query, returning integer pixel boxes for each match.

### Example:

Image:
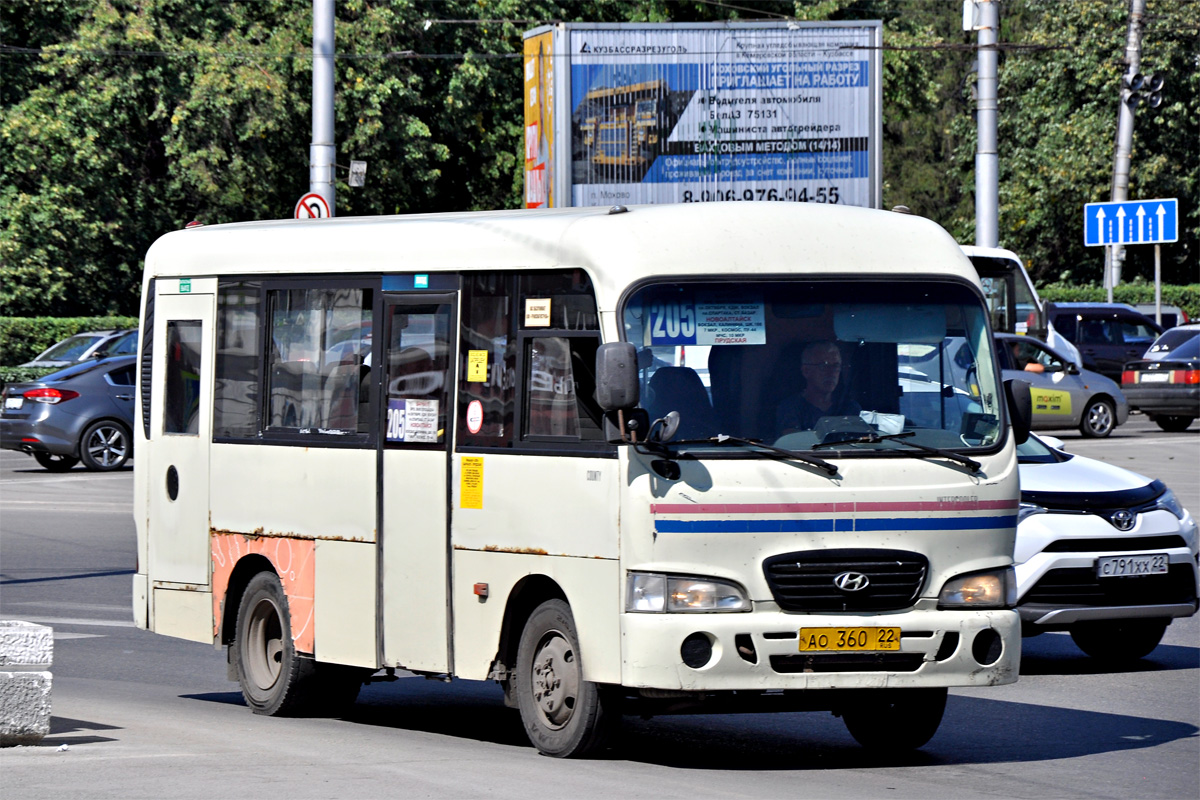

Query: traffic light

[1124,72,1165,110]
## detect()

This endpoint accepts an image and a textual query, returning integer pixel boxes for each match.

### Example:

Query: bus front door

[380,294,457,673]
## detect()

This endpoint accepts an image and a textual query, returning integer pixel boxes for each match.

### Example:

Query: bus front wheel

[841,687,947,751]
[233,571,317,716]
[513,599,619,757]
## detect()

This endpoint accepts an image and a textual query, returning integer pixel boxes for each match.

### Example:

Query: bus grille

[763,549,928,612]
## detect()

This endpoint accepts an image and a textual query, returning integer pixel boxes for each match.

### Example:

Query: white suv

[1015,434,1198,662]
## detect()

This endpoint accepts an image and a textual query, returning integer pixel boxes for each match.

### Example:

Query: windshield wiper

[813,431,981,472]
[697,434,840,476]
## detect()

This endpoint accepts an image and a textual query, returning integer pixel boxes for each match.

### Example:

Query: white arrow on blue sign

[1084,198,1178,246]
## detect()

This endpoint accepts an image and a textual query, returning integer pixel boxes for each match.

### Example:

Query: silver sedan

[996,333,1129,438]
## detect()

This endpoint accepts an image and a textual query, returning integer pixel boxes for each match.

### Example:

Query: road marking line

[13,616,135,628]
[55,632,105,640]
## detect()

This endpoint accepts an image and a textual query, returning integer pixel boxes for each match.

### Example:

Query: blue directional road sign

[1084,198,1178,247]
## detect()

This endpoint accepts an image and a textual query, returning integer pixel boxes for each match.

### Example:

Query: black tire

[232,571,318,716]
[33,452,79,472]
[513,599,619,757]
[1079,398,1116,438]
[1154,415,1194,433]
[79,420,131,471]
[841,688,948,751]
[1069,619,1168,663]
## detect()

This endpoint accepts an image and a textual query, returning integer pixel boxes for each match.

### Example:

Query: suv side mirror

[595,343,639,411]
[1003,379,1032,444]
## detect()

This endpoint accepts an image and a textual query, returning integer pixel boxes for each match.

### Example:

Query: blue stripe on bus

[654,516,1017,534]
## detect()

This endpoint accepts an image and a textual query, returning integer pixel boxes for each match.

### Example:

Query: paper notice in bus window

[461,456,484,509]
[386,398,439,443]
[525,298,551,327]
[467,350,488,382]
[649,294,765,346]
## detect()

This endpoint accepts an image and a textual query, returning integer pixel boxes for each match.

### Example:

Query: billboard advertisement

[523,30,556,209]
[524,22,882,209]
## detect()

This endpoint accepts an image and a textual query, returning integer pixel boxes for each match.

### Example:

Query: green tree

[946,0,1199,286]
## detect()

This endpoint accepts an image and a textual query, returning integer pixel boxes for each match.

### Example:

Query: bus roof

[144,202,977,309]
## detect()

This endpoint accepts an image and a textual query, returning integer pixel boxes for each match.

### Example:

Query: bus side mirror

[1003,379,1032,445]
[596,343,647,444]
[595,343,639,411]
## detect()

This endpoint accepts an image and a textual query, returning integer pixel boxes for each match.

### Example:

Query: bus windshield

[622,279,1003,453]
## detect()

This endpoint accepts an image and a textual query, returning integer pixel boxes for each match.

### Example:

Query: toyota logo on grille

[833,571,870,592]
[1109,509,1136,531]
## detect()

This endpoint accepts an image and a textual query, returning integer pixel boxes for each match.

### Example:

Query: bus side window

[164,320,203,435]
[265,286,373,435]
[523,335,603,441]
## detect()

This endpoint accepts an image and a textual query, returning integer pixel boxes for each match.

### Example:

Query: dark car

[0,355,137,471]
[19,328,138,368]
[1122,333,1200,432]
[1046,302,1163,381]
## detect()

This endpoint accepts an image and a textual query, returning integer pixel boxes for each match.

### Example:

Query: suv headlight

[1018,501,1047,524]
[1154,488,1187,520]
[938,567,1016,609]
[625,572,751,613]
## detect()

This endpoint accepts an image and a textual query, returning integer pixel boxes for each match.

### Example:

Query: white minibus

[133,202,1030,756]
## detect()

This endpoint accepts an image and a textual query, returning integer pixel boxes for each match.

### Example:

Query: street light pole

[1109,0,1148,290]
[973,0,999,249]
[310,0,336,216]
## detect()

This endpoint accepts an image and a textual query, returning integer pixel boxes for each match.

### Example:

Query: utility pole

[1107,0,1147,296]
[969,0,999,249]
[311,0,336,216]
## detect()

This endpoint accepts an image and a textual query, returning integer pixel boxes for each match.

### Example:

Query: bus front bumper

[619,606,1019,692]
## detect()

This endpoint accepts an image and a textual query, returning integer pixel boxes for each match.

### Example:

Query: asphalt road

[1,414,1197,799]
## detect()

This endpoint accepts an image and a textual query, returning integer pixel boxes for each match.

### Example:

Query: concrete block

[0,620,54,667]
[0,621,53,746]
[0,672,53,745]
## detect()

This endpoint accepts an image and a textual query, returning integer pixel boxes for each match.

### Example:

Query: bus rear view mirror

[1003,378,1032,444]
[595,342,639,411]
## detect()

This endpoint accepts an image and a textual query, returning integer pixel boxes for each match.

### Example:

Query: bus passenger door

[380,294,456,672]
[147,278,215,587]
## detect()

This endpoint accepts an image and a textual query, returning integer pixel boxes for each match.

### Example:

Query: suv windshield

[622,279,1004,454]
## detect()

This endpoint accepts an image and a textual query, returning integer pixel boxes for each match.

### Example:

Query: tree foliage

[1,0,1196,316]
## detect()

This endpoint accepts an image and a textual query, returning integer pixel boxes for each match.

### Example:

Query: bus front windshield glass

[622,280,1004,454]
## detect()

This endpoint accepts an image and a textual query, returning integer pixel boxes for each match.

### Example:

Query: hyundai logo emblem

[1109,509,1136,531]
[833,571,870,592]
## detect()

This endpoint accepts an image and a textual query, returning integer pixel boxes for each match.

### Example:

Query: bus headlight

[626,573,751,613]
[937,567,1016,609]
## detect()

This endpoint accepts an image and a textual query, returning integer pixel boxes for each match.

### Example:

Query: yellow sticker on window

[1030,387,1072,416]
[467,350,488,382]
[461,456,484,509]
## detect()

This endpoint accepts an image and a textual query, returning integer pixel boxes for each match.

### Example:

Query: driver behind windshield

[776,340,862,433]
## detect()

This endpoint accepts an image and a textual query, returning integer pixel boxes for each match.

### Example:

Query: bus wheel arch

[231,569,318,716]
[220,554,275,647]
[512,597,620,757]
[494,575,567,704]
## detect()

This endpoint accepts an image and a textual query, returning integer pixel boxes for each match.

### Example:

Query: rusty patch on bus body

[481,545,549,555]
[211,531,315,655]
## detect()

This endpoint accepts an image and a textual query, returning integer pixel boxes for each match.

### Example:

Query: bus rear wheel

[513,599,619,758]
[233,571,317,716]
[841,687,947,751]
